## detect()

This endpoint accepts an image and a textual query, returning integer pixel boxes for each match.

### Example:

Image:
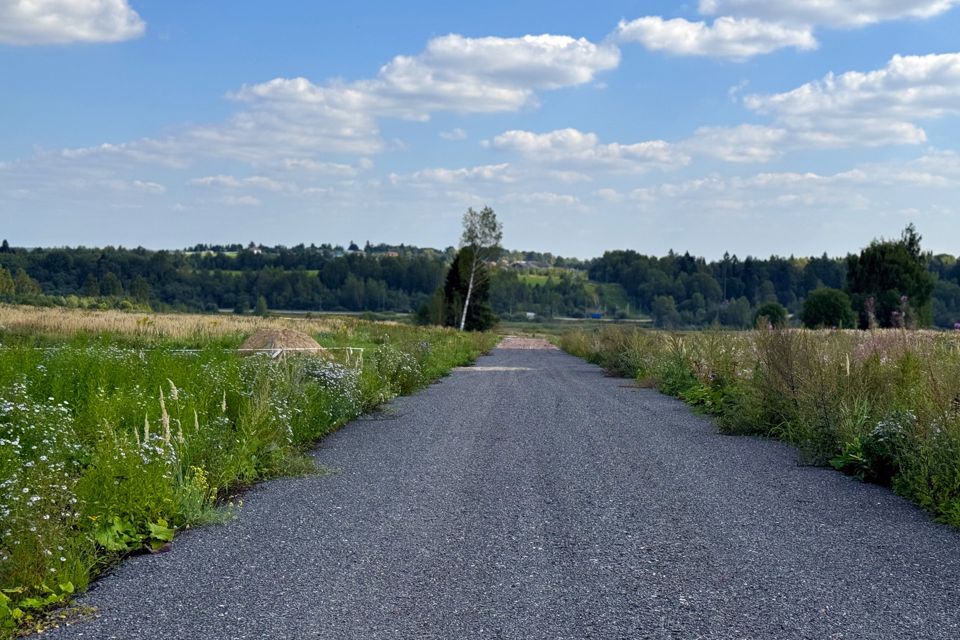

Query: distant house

[246,242,263,255]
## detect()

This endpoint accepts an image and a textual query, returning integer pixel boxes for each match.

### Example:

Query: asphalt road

[49,342,960,639]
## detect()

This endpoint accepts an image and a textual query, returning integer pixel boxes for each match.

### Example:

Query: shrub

[753,302,788,328]
[802,288,856,329]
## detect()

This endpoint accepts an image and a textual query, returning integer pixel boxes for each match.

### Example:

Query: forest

[0,236,958,328]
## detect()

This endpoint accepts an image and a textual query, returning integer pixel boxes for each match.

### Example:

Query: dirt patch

[498,336,559,350]
[239,328,328,355]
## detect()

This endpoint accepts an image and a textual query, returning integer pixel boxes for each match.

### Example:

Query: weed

[560,326,960,525]
[0,306,497,637]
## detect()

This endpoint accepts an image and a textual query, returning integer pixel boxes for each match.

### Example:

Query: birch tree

[458,206,502,331]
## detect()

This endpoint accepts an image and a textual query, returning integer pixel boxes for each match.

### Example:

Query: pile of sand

[239,328,328,356]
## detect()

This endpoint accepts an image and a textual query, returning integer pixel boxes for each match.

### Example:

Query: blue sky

[1,1,959,259]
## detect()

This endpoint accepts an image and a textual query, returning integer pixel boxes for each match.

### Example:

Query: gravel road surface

[48,341,960,639]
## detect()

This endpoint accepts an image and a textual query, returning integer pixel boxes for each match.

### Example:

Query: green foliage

[0,269,14,297]
[438,248,498,332]
[753,302,788,328]
[255,295,269,317]
[847,224,936,328]
[0,581,75,632]
[651,296,680,329]
[801,288,856,328]
[0,319,496,637]
[3,231,960,327]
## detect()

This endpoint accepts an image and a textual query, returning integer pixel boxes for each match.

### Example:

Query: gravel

[47,346,960,639]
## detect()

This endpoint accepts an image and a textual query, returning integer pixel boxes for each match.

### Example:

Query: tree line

[588,225,957,329]
[0,226,957,328]
[0,243,447,314]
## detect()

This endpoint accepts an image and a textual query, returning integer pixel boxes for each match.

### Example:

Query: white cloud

[614,16,815,60]
[439,128,468,140]
[682,124,789,162]
[232,33,619,121]
[42,32,619,168]
[699,0,960,28]
[281,158,364,176]
[547,170,593,183]
[189,174,296,192]
[502,191,583,207]
[489,128,689,172]
[221,195,261,207]
[403,163,515,184]
[58,140,188,169]
[627,153,960,215]
[0,0,145,45]
[743,53,960,147]
[614,1,958,62]
[131,180,165,194]
[594,188,625,202]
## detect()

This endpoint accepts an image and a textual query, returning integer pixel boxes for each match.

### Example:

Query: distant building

[246,242,262,255]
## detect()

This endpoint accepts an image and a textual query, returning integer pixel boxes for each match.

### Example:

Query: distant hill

[0,241,958,328]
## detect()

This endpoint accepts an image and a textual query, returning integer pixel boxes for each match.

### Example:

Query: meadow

[0,305,496,635]
[560,327,960,526]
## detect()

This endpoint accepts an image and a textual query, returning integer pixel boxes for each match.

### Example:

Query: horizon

[2,2,959,258]
[3,226,954,263]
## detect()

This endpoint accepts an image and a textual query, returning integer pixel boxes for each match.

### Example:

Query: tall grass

[560,327,960,525]
[0,307,496,635]
[0,304,353,347]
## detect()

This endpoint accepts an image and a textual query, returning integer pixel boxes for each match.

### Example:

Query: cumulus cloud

[743,52,960,147]
[43,32,619,168]
[0,0,145,45]
[616,1,958,61]
[231,34,619,122]
[699,0,960,28]
[614,16,815,60]
[488,128,689,172]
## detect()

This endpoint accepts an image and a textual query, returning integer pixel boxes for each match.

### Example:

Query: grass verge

[560,326,960,526]
[0,306,496,636]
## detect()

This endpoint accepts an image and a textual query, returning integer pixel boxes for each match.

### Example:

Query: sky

[1,1,959,259]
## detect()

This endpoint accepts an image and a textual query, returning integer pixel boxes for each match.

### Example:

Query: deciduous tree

[801,288,856,329]
[457,206,502,331]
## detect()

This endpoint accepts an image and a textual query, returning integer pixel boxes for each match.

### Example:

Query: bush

[802,288,856,329]
[753,302,788,328]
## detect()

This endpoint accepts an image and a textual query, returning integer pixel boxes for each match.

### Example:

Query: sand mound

[239,328,328,356]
